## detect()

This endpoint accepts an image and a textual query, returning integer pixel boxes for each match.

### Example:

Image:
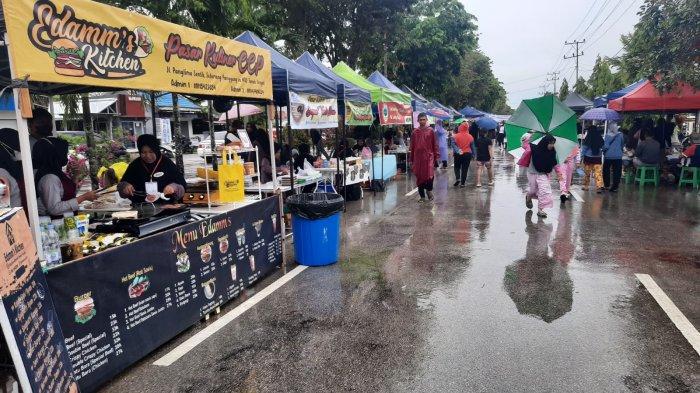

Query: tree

[588,56,624,98]
[573,76,589,97]
[442,51,511,114]
[558,78,570,101]
[618,0,700,92]
[391,0,478,98]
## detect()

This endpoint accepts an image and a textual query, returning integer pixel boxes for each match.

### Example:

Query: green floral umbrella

[506,95,579,163]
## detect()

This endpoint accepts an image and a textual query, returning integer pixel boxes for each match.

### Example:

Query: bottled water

[45,223,63,267]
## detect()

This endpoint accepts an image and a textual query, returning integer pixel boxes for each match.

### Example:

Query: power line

[547,71,561,93]
[584,0,640,52]
[583,0,626,43]
[565,0,601,41]
[503,73,550,85]
[579,0,613,38]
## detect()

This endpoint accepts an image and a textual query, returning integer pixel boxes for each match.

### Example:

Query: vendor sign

[0,209,78,393]
[46,197,283,392]
[345,101,373,126]
[378,102,412,125]
[2,0,272,100]
[289,92,338,129]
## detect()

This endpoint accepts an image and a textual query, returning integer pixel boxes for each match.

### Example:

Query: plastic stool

[623,169,635,185]
[678,167,700,189]
[635,166,659,187]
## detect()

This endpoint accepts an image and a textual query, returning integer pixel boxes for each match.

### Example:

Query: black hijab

[583,126,604,155]
[121,134,185,203]
[33,137,70,184]
[0,128,22,181]
[531,134,557,173]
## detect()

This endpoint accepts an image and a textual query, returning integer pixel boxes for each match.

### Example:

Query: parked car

[197,131,229,157]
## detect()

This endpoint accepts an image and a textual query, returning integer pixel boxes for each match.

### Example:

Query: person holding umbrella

[526,135,557,218]
[581,125,605,193]
[410,113,439,202]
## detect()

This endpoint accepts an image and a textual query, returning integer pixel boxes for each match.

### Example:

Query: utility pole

[539,84,548,96]
[564,39,585,82]
[547,72,560,94]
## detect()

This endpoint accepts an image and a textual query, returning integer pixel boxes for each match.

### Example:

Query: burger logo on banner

[27,0,151,79]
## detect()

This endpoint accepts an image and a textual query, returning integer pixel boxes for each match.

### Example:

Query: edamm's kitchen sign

[2,0,272,99]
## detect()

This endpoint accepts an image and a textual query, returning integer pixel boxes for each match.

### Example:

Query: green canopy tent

[505,95,579,164]
[333,62,411,105]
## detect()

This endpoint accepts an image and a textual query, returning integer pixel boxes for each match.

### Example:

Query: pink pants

[554,161,576,195]
[527,172,553,210]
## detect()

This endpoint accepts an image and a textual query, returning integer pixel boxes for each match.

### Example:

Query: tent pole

[82,95,99,189]
[172,93,185,172]
[288,105,294,193]
[266,103,277,191]
[343,124,348,212]
[150,91,157,136]
[208,100,216,173]
[4,32,42,260]
[48,97,56,136]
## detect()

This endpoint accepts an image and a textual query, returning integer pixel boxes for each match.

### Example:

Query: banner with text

[289,92,338,129]
[345,101,374,126]
[45,197,283,392]
[2,0,272,100]
[0,209,78,393]
[378,102,413,125]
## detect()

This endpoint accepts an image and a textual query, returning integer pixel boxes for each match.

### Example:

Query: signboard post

[0,208,78,393]
[289,92,338,129]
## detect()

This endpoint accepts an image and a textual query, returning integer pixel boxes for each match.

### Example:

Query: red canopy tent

[608,80,700,112]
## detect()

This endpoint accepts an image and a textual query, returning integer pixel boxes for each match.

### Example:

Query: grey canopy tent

[562,92,593,113]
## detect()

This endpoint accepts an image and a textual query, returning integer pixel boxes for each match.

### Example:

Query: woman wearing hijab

[118,134,186,204]
[410,113,439,202]
[434,121,449,169]
[526,134,557,218]
[581,125,604,192]
[34,137,97,217]
[0,128,24,208]
[602,122,624,192]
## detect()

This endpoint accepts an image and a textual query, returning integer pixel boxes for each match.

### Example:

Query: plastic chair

[678,167,700,189]
[634,166,659,187]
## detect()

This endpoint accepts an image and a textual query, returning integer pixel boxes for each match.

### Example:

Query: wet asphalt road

[103,151,700,393]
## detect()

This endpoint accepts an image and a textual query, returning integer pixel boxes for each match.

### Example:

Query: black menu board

[45,197,283,392]
[0,208,78,393]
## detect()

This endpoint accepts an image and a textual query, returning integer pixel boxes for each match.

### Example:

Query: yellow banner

[1,0,273,100]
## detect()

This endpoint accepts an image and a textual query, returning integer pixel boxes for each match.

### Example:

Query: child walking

[554,145,579,203]
[581,126,604,193]
[475,129,494,187]
[526,135,557,218]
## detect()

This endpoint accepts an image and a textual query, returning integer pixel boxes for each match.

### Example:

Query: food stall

[333,63,412,186]
[234,32,338,194]
[295,52,374,198]
[0,1,283,392]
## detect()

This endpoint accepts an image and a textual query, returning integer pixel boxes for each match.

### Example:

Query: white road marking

[569,190,584,202]
[153,265,309,366]
[406,188,418,197]
[635,273,700,356]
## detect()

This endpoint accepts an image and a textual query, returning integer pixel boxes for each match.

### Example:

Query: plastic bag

[287,193,344,220]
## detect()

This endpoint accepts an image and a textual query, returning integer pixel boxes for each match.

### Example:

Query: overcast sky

[461,0,643,109]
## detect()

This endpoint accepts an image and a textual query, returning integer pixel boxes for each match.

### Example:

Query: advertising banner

[45,197,283,392]
[378,102,413,125]
[155,118,172,144]
[289,92,338,129]
[345,101,373,126]
[0,209,78,393]
[2,0,273,100]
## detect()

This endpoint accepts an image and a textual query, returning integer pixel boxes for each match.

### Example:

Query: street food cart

[0,1,285,392]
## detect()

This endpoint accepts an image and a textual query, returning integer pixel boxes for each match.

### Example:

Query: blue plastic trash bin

[287,193,344,266]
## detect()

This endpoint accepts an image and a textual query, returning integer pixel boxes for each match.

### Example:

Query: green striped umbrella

[506,95,578,163]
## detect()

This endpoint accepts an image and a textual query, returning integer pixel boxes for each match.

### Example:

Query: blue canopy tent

[459,105,486,118]
[593,79,646,108]
[235,31,337,106]
[295,51,370,109]
[401,85,431,113]
[368,71,405,94]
